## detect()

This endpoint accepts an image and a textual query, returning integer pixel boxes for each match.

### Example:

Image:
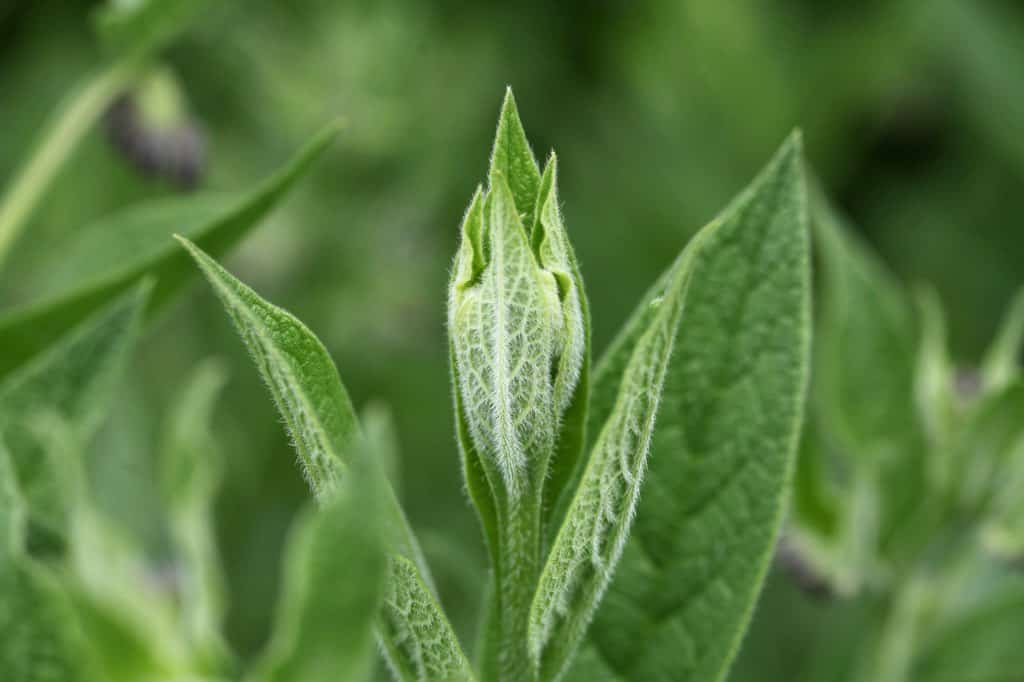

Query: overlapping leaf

[567,134,809,682]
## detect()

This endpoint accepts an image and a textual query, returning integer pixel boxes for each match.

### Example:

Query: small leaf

[980,286,1024,395]
[251,449,387,682]
[379,555,476,682]
[0,124,338,383]
[489,88,541,221]
[576,133,810,681]
[175,236,355,501]
[179,240,472,677]
[529,242,694,680]
[913,286,955,449]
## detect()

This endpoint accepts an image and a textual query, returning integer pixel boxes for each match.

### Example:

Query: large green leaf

[178,238,473,680]
[569,133,810,681]
[0,124,338,383]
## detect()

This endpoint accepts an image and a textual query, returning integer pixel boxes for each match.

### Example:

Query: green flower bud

[448,90,586,502]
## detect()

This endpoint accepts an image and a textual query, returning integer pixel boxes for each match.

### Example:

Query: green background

[2,1,1022,678]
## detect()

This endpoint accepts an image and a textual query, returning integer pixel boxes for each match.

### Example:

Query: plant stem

[0,60,139,268]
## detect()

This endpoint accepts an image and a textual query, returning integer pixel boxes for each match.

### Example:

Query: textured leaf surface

[0,124,337,383]
[529,245,692,680]
[572,134,810,681]
[448,92,589,682]
[379,555,476,682]
[252,452,386,682]
[0,442,84,682]
[180,239,471,678]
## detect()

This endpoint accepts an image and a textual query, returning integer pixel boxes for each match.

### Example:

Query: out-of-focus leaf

[981,286,1024,395]
[93,0,208,59]
[0,284,149,537]
[912,584,1024,682]
[0,124,339,383]
[0,61,141,271]
[913,287,955,450]
[159,358,231,672]
[0,440,87,681]
[178,238,473,678]
[571,133,809,681]
[251,448,386,682]
[360,400,402,496]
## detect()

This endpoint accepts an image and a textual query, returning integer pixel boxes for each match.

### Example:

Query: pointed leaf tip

[489,88,541,221]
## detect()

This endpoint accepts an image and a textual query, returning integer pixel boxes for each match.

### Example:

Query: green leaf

[379,555,477,682]
[178,238,472,678]
[530,237,693,678]
[953,382,1024,515]
[489,88,542,221]
[0,123,339,383]
[0,62,140,270]
[981,286,1024,395]
[159,359,232,672]
[913,286,955,450]
[0,284,149,538]
[251,449,387,682]
[574,133,810,681]
[912,584,1024,682]
[93,0,207,59]
[810,192,926,563]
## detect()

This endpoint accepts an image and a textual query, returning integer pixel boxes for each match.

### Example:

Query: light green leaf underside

[574,133,810,682]
[529,244,693,680]
[0,284,149,537]
[0,442,85,682]
[379,555,476,682]
[0,123,338,383]
[179,239,470,678]
[251,454,386,682]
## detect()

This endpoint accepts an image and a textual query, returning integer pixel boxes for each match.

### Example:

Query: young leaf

[575,133,810,681]
[251,449,387,682]
[159,359,232,670]
[379,555,477,682]
[489,88,542,220]
[178,238,473,678]
[0,123,339,383]
[529,241,693,680]
[0,284,149,537]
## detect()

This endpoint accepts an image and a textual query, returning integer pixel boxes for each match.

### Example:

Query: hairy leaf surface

[569,134,810,682]
[529,242,693,680]
[180,239,471,678]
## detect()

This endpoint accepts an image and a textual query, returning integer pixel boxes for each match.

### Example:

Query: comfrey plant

[176,90,811,681]
[0,88,809,681]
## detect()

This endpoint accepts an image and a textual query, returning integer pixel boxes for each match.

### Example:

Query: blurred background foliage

[2,0,1023,676]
